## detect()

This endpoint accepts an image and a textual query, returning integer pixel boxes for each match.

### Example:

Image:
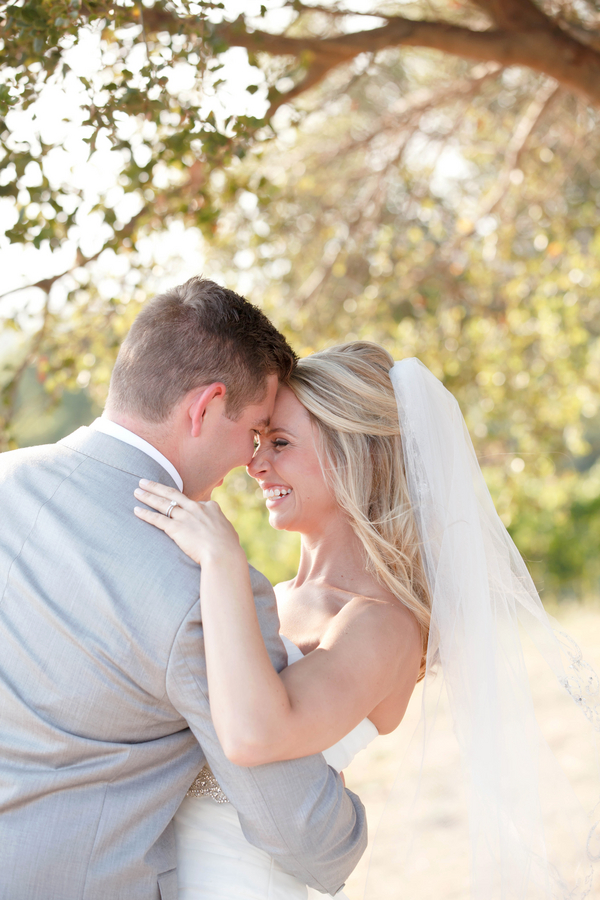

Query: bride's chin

[268,512,286,530]
[268,510,296,531]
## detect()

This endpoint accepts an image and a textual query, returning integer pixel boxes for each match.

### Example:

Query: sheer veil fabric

[364,359,599,900]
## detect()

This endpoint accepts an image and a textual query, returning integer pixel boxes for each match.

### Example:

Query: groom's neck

[102,405,214,502]
[102,410,176,464]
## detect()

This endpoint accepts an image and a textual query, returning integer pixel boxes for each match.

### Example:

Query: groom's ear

[188,383,227,438]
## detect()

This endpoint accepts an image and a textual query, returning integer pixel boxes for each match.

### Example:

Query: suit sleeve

[165,565,367,895]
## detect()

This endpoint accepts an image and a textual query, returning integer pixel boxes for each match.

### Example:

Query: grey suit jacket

[0,427,366,900]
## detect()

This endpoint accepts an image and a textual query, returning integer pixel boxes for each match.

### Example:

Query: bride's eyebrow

[263,424,295,437]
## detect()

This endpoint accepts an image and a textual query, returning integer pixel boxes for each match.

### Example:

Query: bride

[134,341,597,900]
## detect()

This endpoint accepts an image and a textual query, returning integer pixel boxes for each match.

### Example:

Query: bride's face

[247,385,338,533]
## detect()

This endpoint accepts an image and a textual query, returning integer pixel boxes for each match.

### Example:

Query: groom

[0,277,366,900]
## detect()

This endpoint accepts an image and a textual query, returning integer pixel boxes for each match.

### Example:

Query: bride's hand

[133,479,242,567]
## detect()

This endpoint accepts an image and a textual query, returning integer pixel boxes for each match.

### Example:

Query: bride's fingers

[134,480,230,534]
[133,487,179,516]
[133,487,201,521]
[133,505,173,531]
[137,479,193,510]
[134,489,216,529]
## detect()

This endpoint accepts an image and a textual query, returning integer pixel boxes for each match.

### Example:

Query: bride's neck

[293,516,366,593]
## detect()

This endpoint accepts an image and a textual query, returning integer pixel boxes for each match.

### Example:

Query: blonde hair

[288,342,431,679]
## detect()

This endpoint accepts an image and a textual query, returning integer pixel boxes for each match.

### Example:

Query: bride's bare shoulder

[331,592,422,658]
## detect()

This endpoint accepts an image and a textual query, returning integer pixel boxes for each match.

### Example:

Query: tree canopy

[2,0,600,596]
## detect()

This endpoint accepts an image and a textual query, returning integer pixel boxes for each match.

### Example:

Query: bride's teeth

[263,487,291,498]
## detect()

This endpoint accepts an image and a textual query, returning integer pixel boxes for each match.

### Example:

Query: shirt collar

[90,417,184,491]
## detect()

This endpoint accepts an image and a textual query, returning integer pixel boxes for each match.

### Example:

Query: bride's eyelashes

[253,435,291,452]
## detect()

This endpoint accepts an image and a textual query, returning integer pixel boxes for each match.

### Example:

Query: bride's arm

[134,479,421,766]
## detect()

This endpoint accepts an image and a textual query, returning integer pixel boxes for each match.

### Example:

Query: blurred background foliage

[3,0,600,598]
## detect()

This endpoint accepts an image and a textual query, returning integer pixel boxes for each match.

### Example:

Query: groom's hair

[107,277,297,422]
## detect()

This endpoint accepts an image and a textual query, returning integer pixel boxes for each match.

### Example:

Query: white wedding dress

[174,635,378,900]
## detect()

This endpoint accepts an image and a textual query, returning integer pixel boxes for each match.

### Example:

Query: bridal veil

[364,358,599,899]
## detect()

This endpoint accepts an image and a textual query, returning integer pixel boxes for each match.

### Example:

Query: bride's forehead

[274,384,300,410]
[265,386,309,430]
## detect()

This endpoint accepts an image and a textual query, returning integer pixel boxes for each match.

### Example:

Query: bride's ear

[188,383,227,437]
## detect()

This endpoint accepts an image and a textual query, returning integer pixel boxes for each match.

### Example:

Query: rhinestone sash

[186,764,229,803]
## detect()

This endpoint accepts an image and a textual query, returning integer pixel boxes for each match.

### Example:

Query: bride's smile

[262,485,293,504]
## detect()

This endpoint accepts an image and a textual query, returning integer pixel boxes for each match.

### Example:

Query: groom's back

[0,279,368,900]
[0,434,205,900]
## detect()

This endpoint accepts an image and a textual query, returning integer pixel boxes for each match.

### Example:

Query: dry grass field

[343,603,600,900]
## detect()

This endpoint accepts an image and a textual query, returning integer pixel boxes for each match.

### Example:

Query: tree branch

[0,200,156,303]
[0,246,105,303]
[217,18,600,107]
[283,2,387,20]
[266,59,334,117]
[470,0,551,31]
[462,78,560,235]
[313,63,501,166]
[133,5,600,109]
[556,20,600,53]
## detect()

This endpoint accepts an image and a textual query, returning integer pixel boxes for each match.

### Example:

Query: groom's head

[105,276,296,498]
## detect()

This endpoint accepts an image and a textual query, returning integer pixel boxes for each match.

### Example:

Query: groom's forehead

[252,415,271,431]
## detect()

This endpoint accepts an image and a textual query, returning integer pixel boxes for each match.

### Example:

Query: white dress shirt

[91,417,184,491]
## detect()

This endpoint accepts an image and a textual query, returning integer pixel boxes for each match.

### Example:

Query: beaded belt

[186,764,229,803]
